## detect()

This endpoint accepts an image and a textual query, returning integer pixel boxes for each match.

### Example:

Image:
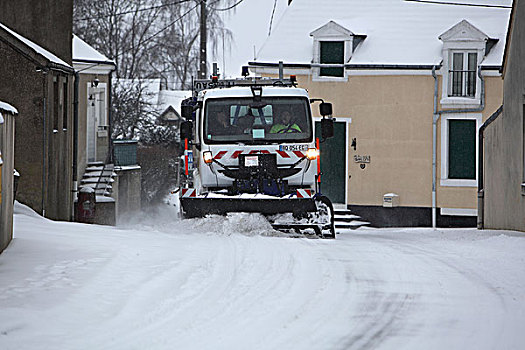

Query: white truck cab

[179,76,336,238]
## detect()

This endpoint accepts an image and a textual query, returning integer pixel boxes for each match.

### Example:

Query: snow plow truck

[178,70,337,238]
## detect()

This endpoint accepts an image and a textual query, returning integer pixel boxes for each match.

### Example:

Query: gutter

[477,105,503,229]
[73,58,116,66]
[249,61,501,71]
[431,65,486,229]
[48,62,75,75]
[249,61,437,70]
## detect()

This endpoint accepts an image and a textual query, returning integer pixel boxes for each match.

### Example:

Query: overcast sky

[209,0,289,78]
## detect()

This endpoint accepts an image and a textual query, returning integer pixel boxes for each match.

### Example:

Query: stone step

[336,220,371,229]
[84,171,117,178]
[87,161,105,167]
[85,164,115,172]
[81,183,112,190]
[335,214,360,222]
[95,189,112,196]
[81,177,115,184]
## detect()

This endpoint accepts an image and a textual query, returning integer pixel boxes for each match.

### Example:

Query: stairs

[79,162,117,197]
[333,205,371,231]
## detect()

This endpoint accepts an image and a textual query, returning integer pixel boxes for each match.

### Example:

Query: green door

[315,121,346,204]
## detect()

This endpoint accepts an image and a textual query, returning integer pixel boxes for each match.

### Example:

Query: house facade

[72,35,116,182]
[250,0,509,227]
[0,22,75,221]
[482,0,525,231]
[0,102,17,253]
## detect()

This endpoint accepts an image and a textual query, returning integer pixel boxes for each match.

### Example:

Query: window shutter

[320,41,344,77]
[448,120,476,179]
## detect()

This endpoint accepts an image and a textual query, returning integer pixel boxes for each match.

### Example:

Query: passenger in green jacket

[270,110,302,133]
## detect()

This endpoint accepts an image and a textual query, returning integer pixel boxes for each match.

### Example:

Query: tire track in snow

[334,231,516,350]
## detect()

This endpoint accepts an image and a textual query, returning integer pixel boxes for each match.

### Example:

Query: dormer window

[449,51,477,97]
[310,21,365,81]
[438,20,493,108]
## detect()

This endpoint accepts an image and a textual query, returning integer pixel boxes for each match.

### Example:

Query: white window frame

[440,41,485,108]
[440,113,481,187]
[312,38,351,82]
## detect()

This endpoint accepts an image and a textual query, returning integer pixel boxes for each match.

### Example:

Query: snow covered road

[1,204,525,349]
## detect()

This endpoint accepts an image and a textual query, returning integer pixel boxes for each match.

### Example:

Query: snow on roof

[158,90,192,116]
[72,35,115,65]
[0,101,18,115]
[0,22,71,68]
[255,0,511,67]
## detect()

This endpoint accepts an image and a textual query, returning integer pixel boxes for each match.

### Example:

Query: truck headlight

[203,151,213,164]
[306,148,318,160]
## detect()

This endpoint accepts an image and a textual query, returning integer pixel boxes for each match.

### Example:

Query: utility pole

[199,0,207,79]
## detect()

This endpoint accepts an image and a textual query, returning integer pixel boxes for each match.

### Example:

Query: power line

[268,0,278,36]
[404,0,511,9]
[77,0,194,21]
[113,0,202,59]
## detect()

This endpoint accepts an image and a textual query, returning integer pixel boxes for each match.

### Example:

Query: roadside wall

[484,0,525,232]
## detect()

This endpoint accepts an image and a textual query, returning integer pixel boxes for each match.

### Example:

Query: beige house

[0,102,17,253]
[250,0,509,227]
[482,0,525,232]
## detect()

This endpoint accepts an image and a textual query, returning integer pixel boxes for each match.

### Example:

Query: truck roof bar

[193,77,296,94]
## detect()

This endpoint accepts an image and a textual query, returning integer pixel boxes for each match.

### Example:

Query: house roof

[72,35,115,66]
[0,22,72,72]
[253,0,511,68]
[158,90,192,117]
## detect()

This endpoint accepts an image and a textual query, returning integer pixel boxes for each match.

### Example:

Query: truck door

[315,121,347,204]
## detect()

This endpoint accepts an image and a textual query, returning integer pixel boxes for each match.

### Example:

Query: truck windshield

[203,97,312,144]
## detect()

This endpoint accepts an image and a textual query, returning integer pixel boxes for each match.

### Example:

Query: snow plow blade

[180,197,317,218]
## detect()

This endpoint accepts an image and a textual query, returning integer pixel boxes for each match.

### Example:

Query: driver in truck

[270,109,302,133]
[212,109,237,135]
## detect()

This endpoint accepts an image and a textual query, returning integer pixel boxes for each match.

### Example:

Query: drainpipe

[477,105,503,229]
[107,67,115,164]
[431,65,485,229]
[41,69,49,218]
[73,72,79,215]
[432,66,440,229]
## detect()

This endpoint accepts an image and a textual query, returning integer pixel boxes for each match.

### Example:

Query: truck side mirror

[181,104,194,120]
[319,102,332,117]
[180,120,193,141]
[321,118,334,139]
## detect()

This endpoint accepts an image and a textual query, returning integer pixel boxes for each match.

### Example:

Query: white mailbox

[383,193,399,207]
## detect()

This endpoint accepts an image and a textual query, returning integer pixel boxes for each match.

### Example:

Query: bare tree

[74,0,235,141]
